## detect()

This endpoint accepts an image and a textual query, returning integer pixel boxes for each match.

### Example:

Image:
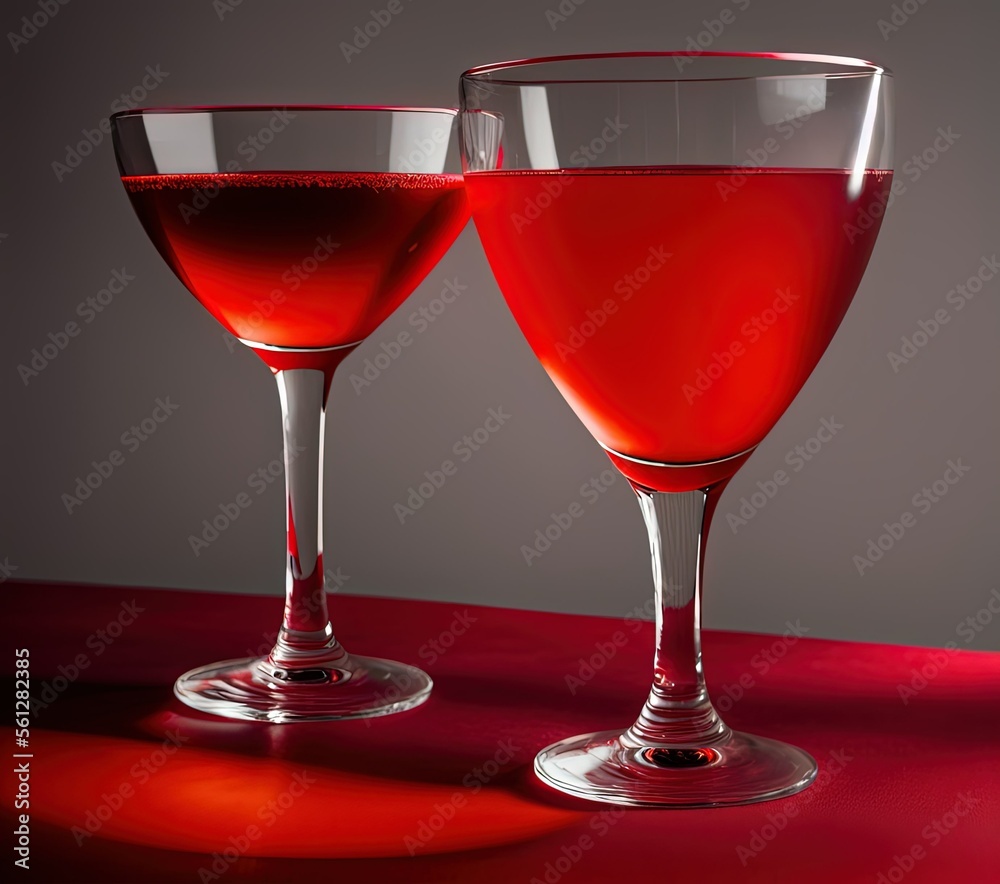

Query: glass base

[534,729,816,807]
[174,654,432,723]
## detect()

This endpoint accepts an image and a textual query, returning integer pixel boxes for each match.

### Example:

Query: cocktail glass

[460,53,893,805]
[112,106,469,722]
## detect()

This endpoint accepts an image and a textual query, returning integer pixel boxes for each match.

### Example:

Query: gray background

[3,0,997,650]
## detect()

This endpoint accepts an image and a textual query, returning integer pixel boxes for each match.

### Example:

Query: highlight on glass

[112,106,469,722]
[460,52,893,806]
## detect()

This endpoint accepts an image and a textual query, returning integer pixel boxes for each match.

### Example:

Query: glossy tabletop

[6,581,999,882]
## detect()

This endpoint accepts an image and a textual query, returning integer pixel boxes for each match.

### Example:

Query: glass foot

[174,654,432,723]
[534,729,816,807]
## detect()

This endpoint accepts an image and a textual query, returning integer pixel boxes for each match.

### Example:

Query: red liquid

[122,172,469,357]
[465,167,891,490]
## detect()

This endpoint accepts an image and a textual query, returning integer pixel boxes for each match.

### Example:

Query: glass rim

[110,104,460,122]
[460,51,892,85]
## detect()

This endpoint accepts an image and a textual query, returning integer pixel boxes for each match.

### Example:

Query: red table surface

[5,580,999,883]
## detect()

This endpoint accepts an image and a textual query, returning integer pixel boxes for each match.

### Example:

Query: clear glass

[460,53,893,805]
[112,106,469,722]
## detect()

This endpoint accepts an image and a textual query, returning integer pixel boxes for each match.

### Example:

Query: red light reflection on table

[21,728,578,858]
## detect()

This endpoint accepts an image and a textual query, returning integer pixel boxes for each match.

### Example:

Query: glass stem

[264,367,347,675]
[624,486,730,748]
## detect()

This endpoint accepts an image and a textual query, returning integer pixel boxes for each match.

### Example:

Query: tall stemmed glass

[461,53,893,805]
[112,106,469,722]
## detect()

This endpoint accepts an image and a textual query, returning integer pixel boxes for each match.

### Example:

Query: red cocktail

[113,106,469,721]
[466,165,891,489]
[461,52,894,805]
